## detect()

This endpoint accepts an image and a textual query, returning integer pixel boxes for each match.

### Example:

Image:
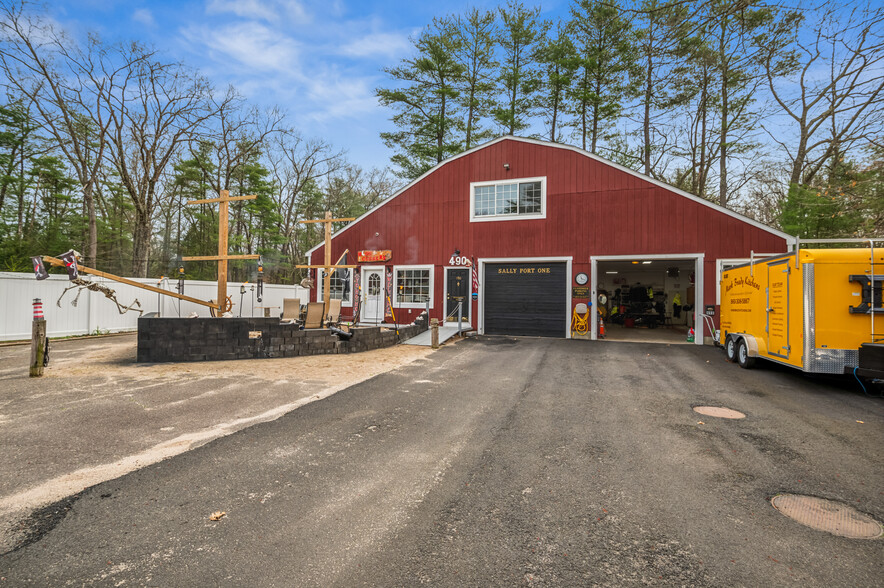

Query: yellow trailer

[719,245,884,382]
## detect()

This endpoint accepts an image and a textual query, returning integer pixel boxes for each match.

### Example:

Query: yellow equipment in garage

[719,244,884,382]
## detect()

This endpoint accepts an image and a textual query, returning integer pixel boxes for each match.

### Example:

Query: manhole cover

[693,406,746,419]
[771,494,883,539]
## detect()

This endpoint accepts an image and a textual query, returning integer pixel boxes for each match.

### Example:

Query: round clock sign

[575,272,588,285]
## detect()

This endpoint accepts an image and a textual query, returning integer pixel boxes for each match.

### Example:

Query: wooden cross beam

[182,190,260,312]
[295,211,357,313]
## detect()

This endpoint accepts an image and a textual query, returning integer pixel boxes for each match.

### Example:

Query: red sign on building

[358,250,392,263]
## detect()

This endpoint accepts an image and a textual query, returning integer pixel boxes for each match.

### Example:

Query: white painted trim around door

[443,265,472,326]
[590,253,705,345]
[360,266,385,324]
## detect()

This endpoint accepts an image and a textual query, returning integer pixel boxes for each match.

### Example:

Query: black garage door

[484,262,567,337]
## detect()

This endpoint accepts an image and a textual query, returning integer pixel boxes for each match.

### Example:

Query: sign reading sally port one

[358,250,391,263]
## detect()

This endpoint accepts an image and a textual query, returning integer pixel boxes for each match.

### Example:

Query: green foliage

[378,19,466,179]
[493,1,546,136]
[567,0,634,152]
[536,21,579,142]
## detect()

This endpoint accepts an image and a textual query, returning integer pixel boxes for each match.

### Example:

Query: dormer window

[470,177,546,222]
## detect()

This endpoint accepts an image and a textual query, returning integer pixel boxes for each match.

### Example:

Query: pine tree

[377,20,465,179]
[494,1,547,135]
[568,0,634,153]
[452,8,498,150]
[536,21,579,143]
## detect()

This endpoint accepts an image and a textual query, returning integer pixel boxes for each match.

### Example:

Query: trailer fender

[731,333,759,358]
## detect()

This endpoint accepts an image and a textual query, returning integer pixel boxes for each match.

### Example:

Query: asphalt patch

[3,492,82,556]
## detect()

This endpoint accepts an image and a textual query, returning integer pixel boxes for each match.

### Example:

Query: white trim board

[590,253,705,346]
[478,256,573,339]
[307,136,792,257]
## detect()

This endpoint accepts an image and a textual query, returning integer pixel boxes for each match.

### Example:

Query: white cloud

[181,21,302,75]
[338,32,412,59]
[205,0,309,24]
[132,9,155,27]
[305,73,379,121]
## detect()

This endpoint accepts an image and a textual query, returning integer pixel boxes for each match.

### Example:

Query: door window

[368,274,381,296]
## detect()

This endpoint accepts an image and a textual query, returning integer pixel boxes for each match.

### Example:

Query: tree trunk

[789,132,808,186]
[466,86,476,149]
[718,28,728,207]
[132,207,151,277]
[83,183,98,267]
[644,57,653,175]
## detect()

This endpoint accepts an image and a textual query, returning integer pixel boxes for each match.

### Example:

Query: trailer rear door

[767,259,791,358]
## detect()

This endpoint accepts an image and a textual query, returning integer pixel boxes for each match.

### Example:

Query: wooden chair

[281,298,301,323]
[303,302,325,329]
[326,299,342,326]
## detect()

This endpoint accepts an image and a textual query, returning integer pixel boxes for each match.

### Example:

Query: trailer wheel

[725,336,738,362]
[737,339,756,369]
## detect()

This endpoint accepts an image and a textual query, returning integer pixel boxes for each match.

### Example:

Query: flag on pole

[471,257,480,292]
[31,256,49,280]
[59,250,79,280]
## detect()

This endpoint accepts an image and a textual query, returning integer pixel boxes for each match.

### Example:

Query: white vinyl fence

[0,272,308,341]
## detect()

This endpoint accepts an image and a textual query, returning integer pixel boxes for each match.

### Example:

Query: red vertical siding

[310,138,789,325]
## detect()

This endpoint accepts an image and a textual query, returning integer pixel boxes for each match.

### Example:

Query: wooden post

[323,211,332,315]
[430,318,439,349]
[30,319,46,377]
[217,190,229,310]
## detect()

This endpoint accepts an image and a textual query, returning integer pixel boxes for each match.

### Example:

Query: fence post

[430,318,439,349]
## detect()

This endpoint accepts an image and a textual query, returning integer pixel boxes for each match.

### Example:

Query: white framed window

[470,177,546,222]
[393,265,434,308]
[318,269,352,306]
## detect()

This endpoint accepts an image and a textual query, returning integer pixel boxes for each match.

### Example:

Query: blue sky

[46,0,569,172]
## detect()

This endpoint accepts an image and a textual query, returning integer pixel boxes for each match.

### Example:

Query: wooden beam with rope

[182,189,260,314]
[295,211,357,316]
[41,190,263,314]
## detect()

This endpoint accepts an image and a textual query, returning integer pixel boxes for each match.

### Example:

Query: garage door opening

[593,257,699,345]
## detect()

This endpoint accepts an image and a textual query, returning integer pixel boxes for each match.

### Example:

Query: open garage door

[593,257,699,345]
[484,261,567,337]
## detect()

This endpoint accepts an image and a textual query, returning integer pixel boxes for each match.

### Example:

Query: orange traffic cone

[599,314,606,338]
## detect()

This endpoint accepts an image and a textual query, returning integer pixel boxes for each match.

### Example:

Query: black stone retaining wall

[136,316,428,363]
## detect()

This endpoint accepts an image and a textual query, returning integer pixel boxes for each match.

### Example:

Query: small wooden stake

[30,319,46,377]
[430,318,439,349]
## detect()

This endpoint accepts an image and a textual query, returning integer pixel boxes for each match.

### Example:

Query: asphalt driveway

[1,337,882,586]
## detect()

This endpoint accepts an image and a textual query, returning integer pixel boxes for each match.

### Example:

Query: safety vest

[673,293,681,305]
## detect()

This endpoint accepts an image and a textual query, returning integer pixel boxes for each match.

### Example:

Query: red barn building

[306,136,791,344]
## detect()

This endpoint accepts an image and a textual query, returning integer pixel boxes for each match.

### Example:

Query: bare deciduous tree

[762,3,884,187]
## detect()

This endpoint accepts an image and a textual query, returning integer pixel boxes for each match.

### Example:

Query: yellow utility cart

[719,242,884,383]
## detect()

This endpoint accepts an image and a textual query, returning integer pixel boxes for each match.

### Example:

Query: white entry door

[362,268,385,324]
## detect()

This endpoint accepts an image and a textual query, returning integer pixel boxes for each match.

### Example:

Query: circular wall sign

[575,272,588,285]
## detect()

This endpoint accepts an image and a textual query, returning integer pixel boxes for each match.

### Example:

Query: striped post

[30,299,46,377]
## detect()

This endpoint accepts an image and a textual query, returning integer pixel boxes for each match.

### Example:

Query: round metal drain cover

[771,494,883,539]
[693,406,746,419]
